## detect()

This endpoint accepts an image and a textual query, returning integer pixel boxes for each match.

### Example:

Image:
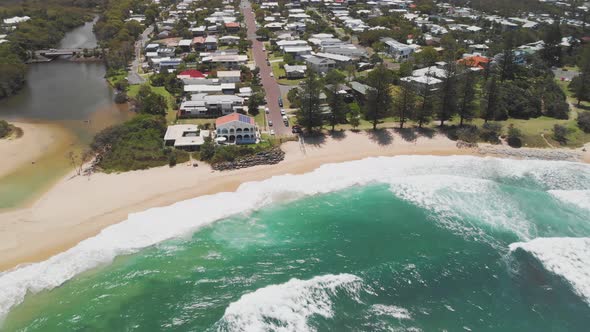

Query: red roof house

[458,55,490,70]
[177,69,207,79]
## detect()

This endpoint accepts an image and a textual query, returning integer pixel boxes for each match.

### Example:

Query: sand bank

[0,122,71,179]
[0,130,587,271]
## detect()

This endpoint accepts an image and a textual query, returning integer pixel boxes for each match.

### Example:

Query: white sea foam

[389,175,534,242]
[215,273,362,332]
[509,237,590,305]
[0,155,588,318]
[371,304,412,320]
[548,190,590,211]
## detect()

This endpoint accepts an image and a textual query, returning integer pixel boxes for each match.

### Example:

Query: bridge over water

[29,48,106,63]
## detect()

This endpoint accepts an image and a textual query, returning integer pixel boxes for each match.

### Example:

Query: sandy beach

[0,129,588,271]
[0,122,71,179]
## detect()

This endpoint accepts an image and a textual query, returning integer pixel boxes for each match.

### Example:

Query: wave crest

[509,237,590,305]
[215,273,362,332]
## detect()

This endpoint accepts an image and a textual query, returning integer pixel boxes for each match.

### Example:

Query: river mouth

[0,19,134,209]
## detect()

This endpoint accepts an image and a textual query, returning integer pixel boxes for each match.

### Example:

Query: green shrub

[91,115,188,172]
[0,120,11,138]
[480,122,502,144]
[578,111,590,133]
[552,124,569,145]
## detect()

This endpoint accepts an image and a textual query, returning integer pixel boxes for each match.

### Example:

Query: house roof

[458,55,490,69]
[217,70,241,77]
[216,112,255,126]
[178,69,207,78]
[193,37,206,44]
[225,22,240,28]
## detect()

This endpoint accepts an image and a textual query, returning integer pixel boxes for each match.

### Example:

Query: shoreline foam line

[1,156,589,318]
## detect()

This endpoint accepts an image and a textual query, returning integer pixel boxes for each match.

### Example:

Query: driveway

[241,0,291,136]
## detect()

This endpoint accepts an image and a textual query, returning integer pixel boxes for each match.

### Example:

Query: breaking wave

[1,155,589,318]
[214,273,362,332]
[509,237,590,305]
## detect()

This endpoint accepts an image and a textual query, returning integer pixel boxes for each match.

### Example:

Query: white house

[164,125,211,151]
[215,113,258,144]
[381,38,414,62]
[305,56,336,73]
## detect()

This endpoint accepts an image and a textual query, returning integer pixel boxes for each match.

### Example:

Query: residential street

[128,24,154,85]
[241,0,291,135]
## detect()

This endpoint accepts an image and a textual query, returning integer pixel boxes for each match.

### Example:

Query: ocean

[1,156,590,331]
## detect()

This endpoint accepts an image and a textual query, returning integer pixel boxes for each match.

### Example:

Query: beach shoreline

[0,129,588,271]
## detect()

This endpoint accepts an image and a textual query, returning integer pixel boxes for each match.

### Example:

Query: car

[280,108,286,115]
[266,60,270,66]
[270,129,275,135]
[268,120,273,127]
[262,47,266,52]
[278,97,283,107]
[270,72,274,77]
[282,115,289,126]
[265,107,270,114]
[292,125,302,134]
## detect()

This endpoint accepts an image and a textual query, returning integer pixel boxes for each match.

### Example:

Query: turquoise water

[1,157,590,331]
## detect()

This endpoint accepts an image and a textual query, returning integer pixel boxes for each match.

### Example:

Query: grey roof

[305,56,335,65]
[349,81,372,95]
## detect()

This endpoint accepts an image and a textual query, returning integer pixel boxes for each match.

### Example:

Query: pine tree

[327,89,348,132]
[458,69,477,126]
[481,76,500,123]
[437,53,459,127]
[365,64,394,130]
[572,45,590,107]
[296,71,324,133]
[413,76,435,128]
[394,81,417,129]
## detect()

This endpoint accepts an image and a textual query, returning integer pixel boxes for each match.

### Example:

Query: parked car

[292,125,302,134]
[270,129,275,135]
[278,97,283,107]
[265,107,270,114]
[280,108,286,115]
[282,115,289,126]
[270,72,274,77]
[268,120,273,127]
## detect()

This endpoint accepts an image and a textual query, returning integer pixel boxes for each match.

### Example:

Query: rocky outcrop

[212,148,285,171]
[478,145,582,162]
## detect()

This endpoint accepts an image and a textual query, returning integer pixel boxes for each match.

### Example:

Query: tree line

[292,43,590,140]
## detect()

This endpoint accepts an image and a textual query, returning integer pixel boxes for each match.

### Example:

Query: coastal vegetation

[91,114,188,172]
[0,120,13,138]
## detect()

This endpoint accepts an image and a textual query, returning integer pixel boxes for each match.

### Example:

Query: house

[215,113,258,144]
[315,52,352,68]
[468,44,489,56]
[217,70,241,83]
[349,81,372,103]
[179,94,244,117]
[305,56,336,73]
[184,83,236,94]
[283,46,313,59]
[145,43,161,53]
[381,38,414,62]
[224,22,240,32]
[204,36,218,50]
[157,47,176,57]
[202,54,248,68]
[191,26,207,36]
[177,69,207,79]
[219,35,241,45]
[164,125,211,151]
[193,36,206,50]
[458,55,490,70]
[178,39,193,52]
[284,65,307,79]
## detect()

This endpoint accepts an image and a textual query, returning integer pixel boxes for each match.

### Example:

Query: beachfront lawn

[277,78,303,86]
[175,118,216,128]
[128,85,176,111]
[254,110,266,129]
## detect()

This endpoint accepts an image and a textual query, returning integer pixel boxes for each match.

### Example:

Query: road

[240,0,291,136]
[128,24,154,85]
